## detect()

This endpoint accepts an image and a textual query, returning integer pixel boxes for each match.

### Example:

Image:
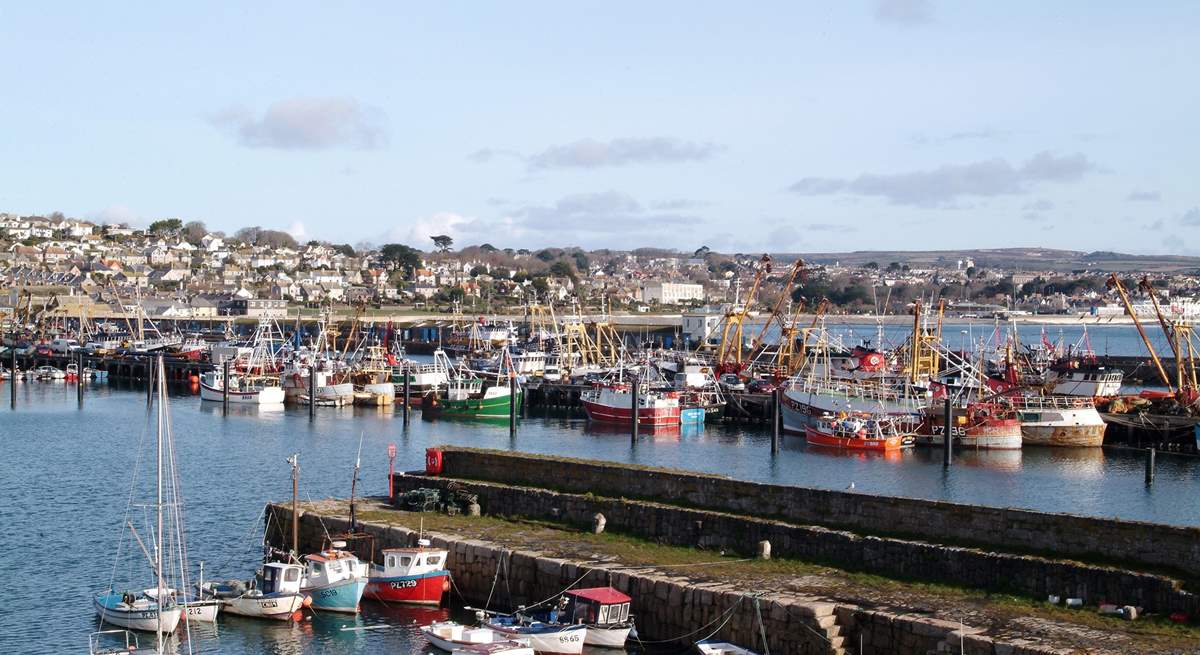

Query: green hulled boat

[426,377,522,419]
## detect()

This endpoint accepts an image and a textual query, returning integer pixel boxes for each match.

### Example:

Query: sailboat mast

[155,356,165,650]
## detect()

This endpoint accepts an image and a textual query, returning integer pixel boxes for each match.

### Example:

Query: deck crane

[1130,276,1198,401]
[715,254,772,374]
[778,297,829,376]
[748,258,806,354]
[1107,274,1174,393]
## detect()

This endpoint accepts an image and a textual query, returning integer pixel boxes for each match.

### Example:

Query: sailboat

[93,357,197,649]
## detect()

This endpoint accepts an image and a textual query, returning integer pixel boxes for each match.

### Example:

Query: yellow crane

[716,254,772,373]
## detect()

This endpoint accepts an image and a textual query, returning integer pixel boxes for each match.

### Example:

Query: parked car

[718,373,746,392]
[34,344,53,356]
[748,379,779,394]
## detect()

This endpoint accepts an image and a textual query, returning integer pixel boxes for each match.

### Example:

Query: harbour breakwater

[266,503,1073,655]
[421,447,1200,580]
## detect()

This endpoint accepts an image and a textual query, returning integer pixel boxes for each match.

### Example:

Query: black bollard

[9,345,16,410]
[771,386,781,454]
[308,364,316,421]
[222,360,230,415]
[942,397,953,467]
[1145,447,1156,485]
[630,382,640,445]
[509,374,517,437]
[402,364,411,426]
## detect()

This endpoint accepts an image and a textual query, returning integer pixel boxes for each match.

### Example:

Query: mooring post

[77,352,83,407]
[942,397,953,467]
[402,363,411,426]
[630,381,640,444]
[10,344,17,410]
[146,357,155,406]
[1145,447,1156,485]
[509,373,518,437]
[771,386,781,454]
[308,364,316,421]
[222,360,230,415]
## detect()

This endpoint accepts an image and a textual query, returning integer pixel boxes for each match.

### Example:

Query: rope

[633,596,743,645]
[754,597,771,655]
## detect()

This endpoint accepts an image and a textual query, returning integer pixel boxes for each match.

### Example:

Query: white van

[49,338,82,353]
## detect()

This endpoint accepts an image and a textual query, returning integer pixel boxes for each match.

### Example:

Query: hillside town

[3,211,1200,322]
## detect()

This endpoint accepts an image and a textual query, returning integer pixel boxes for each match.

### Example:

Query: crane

[715,254,772,374]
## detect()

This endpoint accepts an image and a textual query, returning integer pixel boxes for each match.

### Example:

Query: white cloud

[209,97,387,150]
[525,137,723,170]
[789,151,1096,207]
[1126,190,1161,202]
[873,0,933,26]
[287,221,309,241]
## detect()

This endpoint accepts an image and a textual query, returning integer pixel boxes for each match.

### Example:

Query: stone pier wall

[392,473,1197,616]
[266,503,1065,655]
[433,447,1200,576]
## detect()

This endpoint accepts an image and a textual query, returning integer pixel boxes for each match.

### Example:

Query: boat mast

[288,453,300,559]
[155,356,165,651]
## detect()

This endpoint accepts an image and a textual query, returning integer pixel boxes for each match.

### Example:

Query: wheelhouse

[562,587,632,626]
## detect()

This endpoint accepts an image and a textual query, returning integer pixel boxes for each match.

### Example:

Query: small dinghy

[696,641,759,655]
[421,620,532,654]
[483,613,587,655]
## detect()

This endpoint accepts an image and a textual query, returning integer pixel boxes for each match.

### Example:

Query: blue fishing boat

[483,614,587,654]
[301,546,368,613]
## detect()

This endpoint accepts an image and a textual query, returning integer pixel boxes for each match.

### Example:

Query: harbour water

[3,382,1198,654]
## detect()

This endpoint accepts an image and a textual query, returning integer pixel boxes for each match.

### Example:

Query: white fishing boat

[199,368,286,405]
[557,588,635,648]
[200,562,309,620]
[696,641,758,655]
[89,630,140,655]
[1013,395,1107,447]
[421,621,532,653]
[483,614,588,655]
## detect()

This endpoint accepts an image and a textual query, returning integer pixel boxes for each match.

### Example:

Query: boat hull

[222,593,307,620]
[94,594,183,633]
[183,599,221,622]
[781,386,920,433]
[581,400,680,427]
[915,420,1024,450]
[1020,424,1106,447]
[584,626,630,648]
[430,390,523,418]
[304,578,367,613]
[365,570,450,604]
[199,383,285,405]
[485,622,587,655]
[804,426,906,451]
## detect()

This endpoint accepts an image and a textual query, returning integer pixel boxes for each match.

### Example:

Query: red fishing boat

[805,414,915,451]
[364,540,451,605]
[581,383,682,427]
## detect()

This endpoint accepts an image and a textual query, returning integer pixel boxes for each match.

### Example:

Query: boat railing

[1007,395,1094,410]
[790,377,923,404]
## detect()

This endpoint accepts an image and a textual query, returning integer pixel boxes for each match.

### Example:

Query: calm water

[2,381,1198,654]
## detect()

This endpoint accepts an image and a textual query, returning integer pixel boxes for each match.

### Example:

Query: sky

[1,1,1198,254]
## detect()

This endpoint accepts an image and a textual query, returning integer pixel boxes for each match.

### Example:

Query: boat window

[285,567,299,582]
[387,555,397,568]
[598,605,610,624]
[310,562,323,575]
[400,556,412,567]
[619,603,629,621]
[427,555,442,566]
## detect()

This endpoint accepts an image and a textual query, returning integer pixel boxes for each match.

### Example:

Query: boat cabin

[375,543,448,577]
[304,548,367,587]
[561,587,632,626]
[260,562,304,595]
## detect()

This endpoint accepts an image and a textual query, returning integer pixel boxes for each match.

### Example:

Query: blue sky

[1,2,1197,254]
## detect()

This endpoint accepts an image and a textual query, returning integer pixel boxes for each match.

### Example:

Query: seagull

[847,481,856,490]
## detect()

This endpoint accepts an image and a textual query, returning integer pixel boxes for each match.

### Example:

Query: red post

[387,443,397,498]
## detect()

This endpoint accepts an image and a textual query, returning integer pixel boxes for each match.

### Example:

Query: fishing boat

[915,401,1024,450]
[421,621,533,654]
[391,349,453,398]
[581,382,682,427]
[696,641,758,655]
[805,413,915,451]
[199,368,286,405]
[1012,395,1107,447]
[94,358,184,643]
[426,376,521,418]
[780,377,926,433]
[89,630,140,655]
[301,543,369,613]
[36,365,66,380]
[549,588,634,648]
[144,587,221,623]
[483,614,588,655]
[199,561,310,620]
[365,540,452,605]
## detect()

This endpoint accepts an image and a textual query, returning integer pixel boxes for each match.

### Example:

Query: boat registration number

[388,580,418,589]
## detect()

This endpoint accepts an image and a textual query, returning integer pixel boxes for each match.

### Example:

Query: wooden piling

[308,364,316,421]
[771,386,781,454]
[402,364,411,426]
[942,397,952,467]
[1145,447,1155,485]
[222,360,230,415]
[630,382,640,445]
[509,373,518,437]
